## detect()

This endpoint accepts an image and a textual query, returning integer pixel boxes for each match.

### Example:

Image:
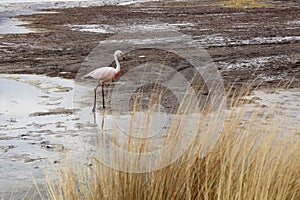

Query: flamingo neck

[114,54,121,73]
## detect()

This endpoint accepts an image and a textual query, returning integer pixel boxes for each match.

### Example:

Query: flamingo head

[114,50,126,60]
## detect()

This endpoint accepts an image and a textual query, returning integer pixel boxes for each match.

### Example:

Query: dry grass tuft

[44,85,300,200]
[219,0,273,8]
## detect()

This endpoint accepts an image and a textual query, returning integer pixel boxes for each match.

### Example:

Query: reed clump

[219,0,272,8]
[45,86,300,200]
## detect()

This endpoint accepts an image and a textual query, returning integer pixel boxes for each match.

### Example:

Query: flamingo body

[84,67,119,82]
[84,50,125,112]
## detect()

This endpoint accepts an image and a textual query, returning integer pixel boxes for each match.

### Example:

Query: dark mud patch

[29,107,78,116]
[10,153,45,163]
[0,0,298,93]
[0,145,16,153]
[40,141,67,152]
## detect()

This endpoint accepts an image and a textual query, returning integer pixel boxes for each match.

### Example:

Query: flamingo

[84,50,126,112]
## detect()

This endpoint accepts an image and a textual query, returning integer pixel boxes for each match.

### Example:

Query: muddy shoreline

[0,0,299,92]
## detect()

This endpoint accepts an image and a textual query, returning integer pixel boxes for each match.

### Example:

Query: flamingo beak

[122,54,127,61]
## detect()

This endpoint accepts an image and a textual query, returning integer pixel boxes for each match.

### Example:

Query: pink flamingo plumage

[84,50,126,112]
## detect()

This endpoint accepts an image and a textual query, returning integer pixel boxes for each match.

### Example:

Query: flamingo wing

[84,67,117,82]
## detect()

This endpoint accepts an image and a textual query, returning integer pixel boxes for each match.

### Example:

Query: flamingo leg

[92,84,101,112]
[102,84,105,109]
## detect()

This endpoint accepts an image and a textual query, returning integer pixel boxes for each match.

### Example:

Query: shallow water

[0,73,204,196]
[0,17,33,34]
[0,74,80,197]
[245,89,300,137]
